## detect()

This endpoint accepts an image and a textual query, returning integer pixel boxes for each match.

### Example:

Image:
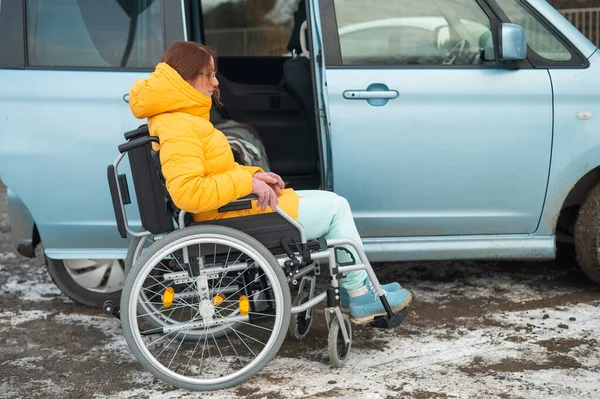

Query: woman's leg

[295,190,411,323]
[295,190,367,291]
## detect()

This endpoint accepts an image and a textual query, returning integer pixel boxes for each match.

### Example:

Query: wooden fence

[559,7,600,47]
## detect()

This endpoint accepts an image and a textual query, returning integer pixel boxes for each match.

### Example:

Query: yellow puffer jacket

[129,62,299,222]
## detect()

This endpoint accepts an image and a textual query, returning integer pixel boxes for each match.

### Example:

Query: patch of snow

[4,356,44,371]
[2,378,63,398]
[0,310,52,326]
[0,251,17,260]
[1,272,63,302]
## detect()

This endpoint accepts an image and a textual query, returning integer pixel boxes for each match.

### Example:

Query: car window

[26,0,166,69]
[201,0,294,56]
[0,0,25,68]
[333,0,494,66]
[494,0,571,61]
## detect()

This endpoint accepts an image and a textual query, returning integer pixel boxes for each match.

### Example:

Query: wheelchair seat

[108,124,307,251]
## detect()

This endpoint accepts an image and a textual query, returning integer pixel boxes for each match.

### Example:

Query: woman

[129,41,411,324]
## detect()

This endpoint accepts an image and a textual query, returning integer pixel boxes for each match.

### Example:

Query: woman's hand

[254,172,285,196]
[252,177,279,211]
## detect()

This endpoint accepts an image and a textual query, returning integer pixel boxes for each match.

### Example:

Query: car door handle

[123,93,130,103]
[343,90,399,100]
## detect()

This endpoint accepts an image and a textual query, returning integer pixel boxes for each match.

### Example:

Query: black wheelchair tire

[289,290,313,340]
[124,231,149,275]
[328,314,352,367]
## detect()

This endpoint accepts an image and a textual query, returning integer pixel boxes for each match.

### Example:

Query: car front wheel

[45,256,124,307]
[574,183,600,285]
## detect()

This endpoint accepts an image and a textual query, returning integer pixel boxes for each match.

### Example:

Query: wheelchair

[104,125,409,391]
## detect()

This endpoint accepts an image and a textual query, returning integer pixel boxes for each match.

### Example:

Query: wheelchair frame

[104,125,408,390]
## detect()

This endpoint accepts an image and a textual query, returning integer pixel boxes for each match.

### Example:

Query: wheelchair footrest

[370,308,409,329]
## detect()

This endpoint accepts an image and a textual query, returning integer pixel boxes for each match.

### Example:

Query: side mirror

[501,23,527,60]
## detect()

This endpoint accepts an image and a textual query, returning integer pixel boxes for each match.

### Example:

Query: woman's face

[192,57,219,98]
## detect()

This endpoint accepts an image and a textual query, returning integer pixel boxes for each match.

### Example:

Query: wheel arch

[6,187,41,258]
[556,166,600,238]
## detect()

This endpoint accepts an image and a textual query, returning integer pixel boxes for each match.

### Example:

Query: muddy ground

[1,181,600,399]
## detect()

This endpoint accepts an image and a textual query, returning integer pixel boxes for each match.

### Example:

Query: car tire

[45,256,124,307]
[574,183,600,284]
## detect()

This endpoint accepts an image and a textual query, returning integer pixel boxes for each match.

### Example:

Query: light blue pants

[296,190,367,291]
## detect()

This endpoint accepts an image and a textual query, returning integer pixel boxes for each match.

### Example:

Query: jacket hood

[129,62,212,120]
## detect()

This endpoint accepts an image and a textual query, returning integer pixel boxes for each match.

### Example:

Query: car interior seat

[476,30,495,63]
[210,102,272,172]
[281,0,320,176]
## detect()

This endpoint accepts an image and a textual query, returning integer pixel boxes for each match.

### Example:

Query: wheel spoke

[123,229,288,389]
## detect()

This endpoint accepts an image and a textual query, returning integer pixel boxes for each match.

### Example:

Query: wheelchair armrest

[218,194,259,213]
[118,136,159,153]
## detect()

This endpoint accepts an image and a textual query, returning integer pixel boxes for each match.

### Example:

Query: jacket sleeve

[156,120,254,213]
[234,163,263,176]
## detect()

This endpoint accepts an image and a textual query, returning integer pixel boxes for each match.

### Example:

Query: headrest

[286,0,307,55]
[479,30,492,48]
[479,30,494,61]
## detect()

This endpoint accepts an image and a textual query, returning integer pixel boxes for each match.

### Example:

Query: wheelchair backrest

[110,125,304,251]
[110,124,175,236]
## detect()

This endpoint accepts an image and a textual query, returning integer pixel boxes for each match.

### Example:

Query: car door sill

[362,235,555,262]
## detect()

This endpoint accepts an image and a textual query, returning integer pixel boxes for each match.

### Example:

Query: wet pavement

[1,181,600,399]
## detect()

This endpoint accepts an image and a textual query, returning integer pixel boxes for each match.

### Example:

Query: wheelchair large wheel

[124,229,154,275]
[125,229,242,340]
[121,225,291,391]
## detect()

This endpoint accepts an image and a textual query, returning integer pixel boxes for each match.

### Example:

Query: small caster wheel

[103,300,116,315]
[103,300,120,319]
[289,290,312,340]
[328,314,352,367]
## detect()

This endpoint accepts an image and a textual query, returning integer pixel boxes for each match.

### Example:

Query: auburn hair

[161,41,222,106]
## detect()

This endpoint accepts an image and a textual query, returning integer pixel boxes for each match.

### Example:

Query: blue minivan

[1,0,600,307]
